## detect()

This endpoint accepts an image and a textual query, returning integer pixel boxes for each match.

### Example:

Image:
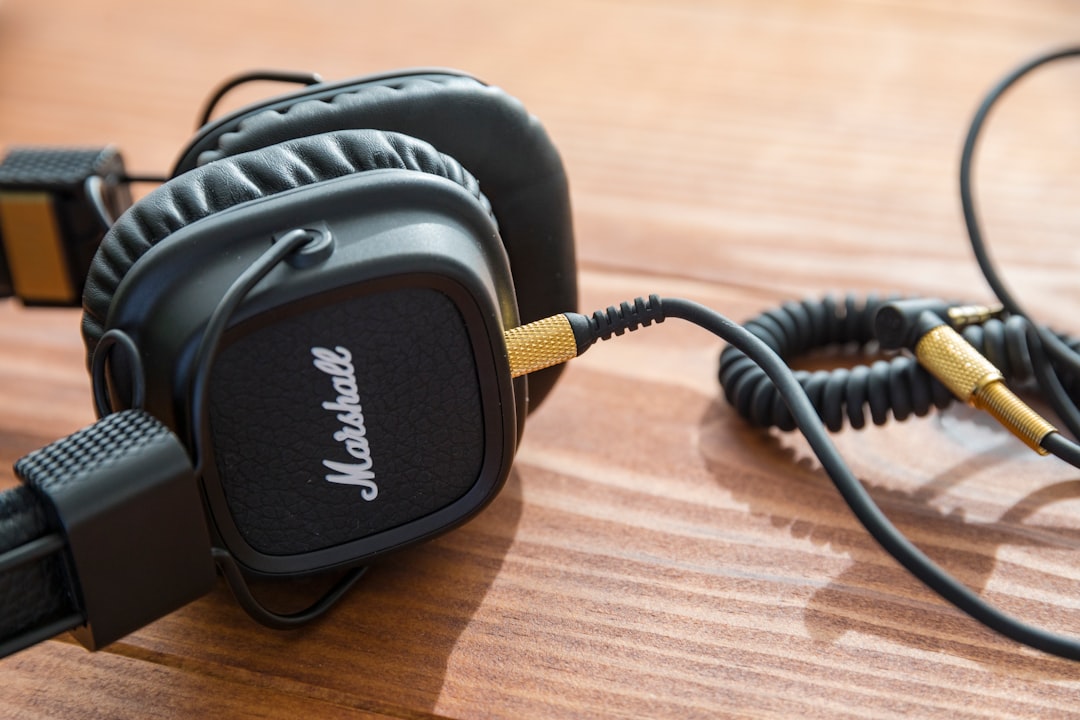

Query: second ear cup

[175,70,577,409]
[81,128,493,363]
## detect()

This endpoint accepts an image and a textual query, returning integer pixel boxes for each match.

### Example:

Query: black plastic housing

[14,410,215,650]
[101,169,523,577]
[874,299,952,350]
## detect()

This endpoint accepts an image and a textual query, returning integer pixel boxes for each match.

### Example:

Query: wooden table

[3,0,1080,716]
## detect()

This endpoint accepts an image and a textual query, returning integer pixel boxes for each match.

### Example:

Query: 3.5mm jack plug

[503,295,664,378]
[876,301,1057,453]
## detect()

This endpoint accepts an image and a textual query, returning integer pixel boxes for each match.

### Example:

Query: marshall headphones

[4,49,1080,662]
[0,68,578,654]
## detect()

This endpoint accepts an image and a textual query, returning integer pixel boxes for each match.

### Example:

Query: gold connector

[915,324,1056,454]
[504,314,578,378]
[946,303,1005,329]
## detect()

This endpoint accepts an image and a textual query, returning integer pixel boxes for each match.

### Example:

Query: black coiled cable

[556,287,1080,658]
[556,48,1080,661]
[720,294,947,431]
[709,45,1080,661]
[720,47,1080,438]
[718,294,1080,433]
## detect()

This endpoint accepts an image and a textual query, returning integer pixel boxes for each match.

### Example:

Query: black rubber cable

[703,46,1080,659]
[660,298,1080,660]
[959,45,1080,439]
[575,296,1080,658]
[717,294,1080,433]
[721,47,1080,440]
[186,229,372,628]
[196,69,323,129]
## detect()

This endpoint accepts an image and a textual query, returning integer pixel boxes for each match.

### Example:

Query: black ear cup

[0,68,580,654]
[81,128,491,363]
[173,70,577,408]
[91,131,525,575]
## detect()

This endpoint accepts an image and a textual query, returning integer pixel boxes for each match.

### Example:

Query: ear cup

[175,71,576,408]
[81,128,492,362]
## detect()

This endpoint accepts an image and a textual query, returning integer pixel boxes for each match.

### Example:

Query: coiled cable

[718,295,1080,433]
[722,46,1080,443]
[506,294,1080,659]
[504,46,1080,661]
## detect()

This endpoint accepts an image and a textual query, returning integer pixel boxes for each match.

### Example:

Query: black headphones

[0,69,577,654]
[11,52,1080,665]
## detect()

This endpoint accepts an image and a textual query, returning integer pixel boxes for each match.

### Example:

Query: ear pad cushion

[174,72,576,409]
[81,128,493,362]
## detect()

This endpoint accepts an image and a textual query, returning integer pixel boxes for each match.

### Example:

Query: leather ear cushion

[81,128,492,363]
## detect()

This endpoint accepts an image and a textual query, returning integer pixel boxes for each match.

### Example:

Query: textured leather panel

[207,287,485,555]
[175,72,577,409]
[0,485,76,645]
[81,129,490,365]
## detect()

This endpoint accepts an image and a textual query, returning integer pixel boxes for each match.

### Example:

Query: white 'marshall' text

[311,346,377,501]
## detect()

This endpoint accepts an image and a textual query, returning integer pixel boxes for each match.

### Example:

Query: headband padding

[81,128,491,361]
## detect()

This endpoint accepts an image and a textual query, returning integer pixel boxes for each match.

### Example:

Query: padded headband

[174,72,577,407]
[81,129,491,361]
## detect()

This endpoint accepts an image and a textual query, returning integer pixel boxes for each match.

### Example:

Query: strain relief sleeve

[568,295,665,354]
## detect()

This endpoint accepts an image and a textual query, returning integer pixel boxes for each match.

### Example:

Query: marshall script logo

[311,346,377,501]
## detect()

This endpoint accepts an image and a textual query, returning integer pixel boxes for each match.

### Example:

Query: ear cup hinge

[14,409,215,651]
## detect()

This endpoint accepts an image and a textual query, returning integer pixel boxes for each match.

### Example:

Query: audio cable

[501,46,1080,661]
[5,48,1077,664]
[503,294,1080,661]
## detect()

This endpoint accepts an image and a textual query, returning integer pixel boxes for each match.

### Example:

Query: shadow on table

[697,399,1080,675]
[149,470,525,715]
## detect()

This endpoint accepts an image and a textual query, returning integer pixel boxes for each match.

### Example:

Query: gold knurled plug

[915,323,1056,454]
[504,314,579,378]
[503,296,665,379]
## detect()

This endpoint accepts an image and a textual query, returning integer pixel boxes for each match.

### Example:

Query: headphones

[10,52,1080,665]
[0,69,577,654]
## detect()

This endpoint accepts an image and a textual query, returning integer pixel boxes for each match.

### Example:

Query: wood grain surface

[3,0,1080,717]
